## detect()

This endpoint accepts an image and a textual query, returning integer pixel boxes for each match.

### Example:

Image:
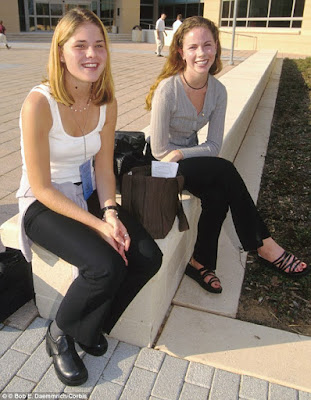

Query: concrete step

[7,32,132,43]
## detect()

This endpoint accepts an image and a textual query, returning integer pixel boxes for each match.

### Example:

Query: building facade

[204,0,311,55]
[0,0,310,54]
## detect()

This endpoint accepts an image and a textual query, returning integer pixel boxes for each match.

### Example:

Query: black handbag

[121,165,189,239]
[114,131,149,189]
[0,248,34,322]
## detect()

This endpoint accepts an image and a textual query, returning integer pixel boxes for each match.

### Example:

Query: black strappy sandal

[258,251,310,279]
[185,263,222,294]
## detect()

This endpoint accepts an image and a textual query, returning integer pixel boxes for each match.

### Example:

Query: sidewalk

[0,41,310,399]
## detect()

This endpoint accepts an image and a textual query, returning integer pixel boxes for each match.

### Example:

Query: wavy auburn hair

[45,7,114,106]
[146,16,222,110]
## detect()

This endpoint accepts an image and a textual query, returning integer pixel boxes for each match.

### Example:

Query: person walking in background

[17,8,162,386]
[146,16,309,294]
[155,13,167,57]
[172,14,183,33]
[0,20,11,49]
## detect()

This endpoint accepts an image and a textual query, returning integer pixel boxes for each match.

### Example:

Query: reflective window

[270,0,293,17]
[50,4,62,16]
[51,17,60,30]
[249,0,269,18]
[292,20,302,27]
[36,16,51,30]
[158,1,203,28]
[29,16,35,31]
[36,3,49,16]
[101,0,114,28]
[26,1,94,31]
[237,0,248,18]
[222,1,230,18]
[294,0,305,16]
[220,0,305,29]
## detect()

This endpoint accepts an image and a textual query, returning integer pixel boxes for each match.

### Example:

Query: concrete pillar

[114,0,140,34]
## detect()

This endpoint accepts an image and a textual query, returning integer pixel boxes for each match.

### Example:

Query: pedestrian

[172,14,183,33]
[0,20,11,49]
[146,16,309,294]
[155,13,167,57]
[17,8,162,386]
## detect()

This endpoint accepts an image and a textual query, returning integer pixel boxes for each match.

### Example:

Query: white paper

[151,161,179,178]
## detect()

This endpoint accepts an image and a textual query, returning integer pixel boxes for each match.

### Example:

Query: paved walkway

[0,41,310,399]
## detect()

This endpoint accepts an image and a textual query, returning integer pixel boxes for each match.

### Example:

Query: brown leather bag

[121,165,189,239]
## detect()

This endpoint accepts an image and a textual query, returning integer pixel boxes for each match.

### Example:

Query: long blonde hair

[46,7,114,106]
[146,16,222,110]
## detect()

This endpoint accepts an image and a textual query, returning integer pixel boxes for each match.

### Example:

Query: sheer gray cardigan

[150,73,227,160]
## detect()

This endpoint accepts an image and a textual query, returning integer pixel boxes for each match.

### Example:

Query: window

[100,0,114,29]
[140,1,154,28]
[220,0,305,28]
[249,0,269,18]
[158,1,203,28]
[270,0,293,17]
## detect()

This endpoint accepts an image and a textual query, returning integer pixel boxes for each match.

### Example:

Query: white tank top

[19,83,106,185]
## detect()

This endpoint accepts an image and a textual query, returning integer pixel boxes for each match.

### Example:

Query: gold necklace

[70,97,91,112]
[71,102,91,160]
[183,72,208,90]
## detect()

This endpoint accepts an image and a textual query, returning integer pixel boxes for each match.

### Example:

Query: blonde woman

[146,16,308,294]
[17,8,162,386]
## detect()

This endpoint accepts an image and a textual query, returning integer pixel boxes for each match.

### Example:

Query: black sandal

[258,251,310,279]
[185,263,222,294]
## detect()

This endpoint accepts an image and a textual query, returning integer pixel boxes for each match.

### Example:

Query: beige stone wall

[219,27,311,55]
[203,0,221,26]
[204,0,311,56]
[302,0,311,32]
[114,0,140,34]
[0,0,20,33]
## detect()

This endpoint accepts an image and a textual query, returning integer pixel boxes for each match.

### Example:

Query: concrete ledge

[111,193,200,346]
[0,194,200,347]
[213,49,277,161]
[155,306,311,393]
[173,55,281,319]
[0,49,277,347]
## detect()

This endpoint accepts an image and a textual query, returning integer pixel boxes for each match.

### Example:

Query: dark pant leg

[103,206,163,333]
[87,192,163,333]
[178,157,270,270]
[25,196,162,345]
[24,200,161,346]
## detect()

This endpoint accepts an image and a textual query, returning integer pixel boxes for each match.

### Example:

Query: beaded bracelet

[100,205,118,220]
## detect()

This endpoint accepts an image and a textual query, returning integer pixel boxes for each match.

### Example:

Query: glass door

[50,3,63,30]
[33,0,92,31]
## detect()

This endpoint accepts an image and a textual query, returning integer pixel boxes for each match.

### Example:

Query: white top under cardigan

[16,84,107,262]
[150,73,227,160]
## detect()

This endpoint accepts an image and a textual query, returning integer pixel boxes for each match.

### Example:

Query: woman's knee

[135,238,163,276]
[81,250,126,284]
[218,158,240,175]
[150,243,163,275]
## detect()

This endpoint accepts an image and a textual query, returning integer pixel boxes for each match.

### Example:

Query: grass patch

[237,58,311,336]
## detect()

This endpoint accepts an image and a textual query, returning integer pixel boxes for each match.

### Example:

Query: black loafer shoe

[46,323,88,386]
[78,334,108,357]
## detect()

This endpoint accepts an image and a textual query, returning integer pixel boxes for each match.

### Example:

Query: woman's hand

[161,149,183,163]
[103,212,131,265]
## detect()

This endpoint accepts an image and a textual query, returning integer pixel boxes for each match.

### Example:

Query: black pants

[24,192,162,347]
[178,157,270,271]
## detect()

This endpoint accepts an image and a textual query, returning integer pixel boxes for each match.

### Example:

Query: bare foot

[257,238,307,274]
[189,258,222,290]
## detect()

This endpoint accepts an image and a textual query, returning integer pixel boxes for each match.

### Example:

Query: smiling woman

[16,7,162,387]
[145,15,309,295]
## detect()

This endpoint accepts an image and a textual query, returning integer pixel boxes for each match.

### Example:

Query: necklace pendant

[69,97,91,113]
